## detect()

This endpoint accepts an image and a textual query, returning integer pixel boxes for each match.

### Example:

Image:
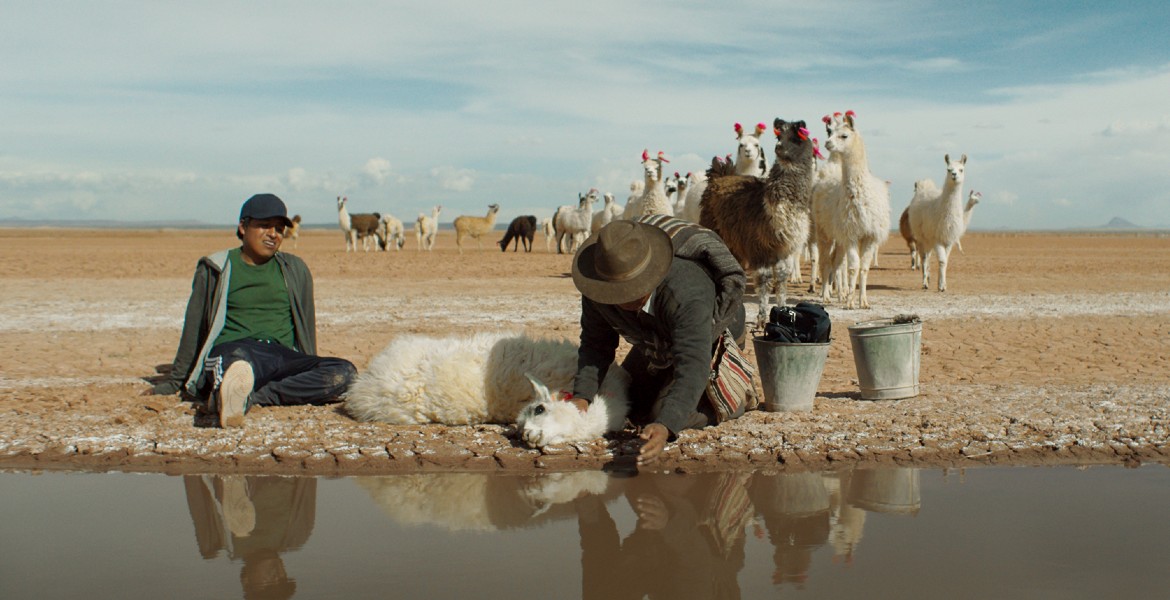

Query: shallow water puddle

[3,465,1169,598]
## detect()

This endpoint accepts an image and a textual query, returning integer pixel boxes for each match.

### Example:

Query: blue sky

[2,1,1168,229]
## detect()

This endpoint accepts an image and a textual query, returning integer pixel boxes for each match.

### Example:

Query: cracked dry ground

[1,228,1168,474]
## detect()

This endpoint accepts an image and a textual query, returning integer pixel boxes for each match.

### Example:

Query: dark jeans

[621,347,716,432]
[207,339,356,408]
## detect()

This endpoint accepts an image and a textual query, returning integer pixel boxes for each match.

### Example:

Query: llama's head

[823,110,859,154]
[516,374,588,448]
[488,203,500,215]
[641,150,668,183]
[664,173,679,196]
[772,118,814,166]
[967,190,982,207]
[603,192,614,207]
[734,122,767,173]
[337,196,347,210]
[944,154,968,184]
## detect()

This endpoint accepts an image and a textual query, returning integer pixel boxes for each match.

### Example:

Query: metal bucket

[845,468,921,515]
[847,318,922,400]
[751,338,831,412]
[755,472,830,516]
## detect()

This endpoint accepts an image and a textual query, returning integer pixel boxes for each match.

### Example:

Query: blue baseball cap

[239,193,292,228]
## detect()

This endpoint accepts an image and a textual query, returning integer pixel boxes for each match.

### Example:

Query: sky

[2,1,1169,230]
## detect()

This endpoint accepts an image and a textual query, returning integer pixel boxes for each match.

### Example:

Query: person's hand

[637,423,670,466]
[566,397,590,414]
[631,492,669,530]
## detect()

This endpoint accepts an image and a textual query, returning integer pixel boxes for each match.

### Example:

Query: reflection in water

[354,471,615,531]
[351,468,918,598]
[183,475,315,600]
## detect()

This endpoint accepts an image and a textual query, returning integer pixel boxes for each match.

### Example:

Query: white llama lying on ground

[343,331,630,446]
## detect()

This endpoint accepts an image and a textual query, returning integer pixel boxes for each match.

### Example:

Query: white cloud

[361,158,393,185]
[430,166,476,192]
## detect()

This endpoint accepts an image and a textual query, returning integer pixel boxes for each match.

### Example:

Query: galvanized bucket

[846,468,921,515]
[751,338,831,412]
[847,318,922,400]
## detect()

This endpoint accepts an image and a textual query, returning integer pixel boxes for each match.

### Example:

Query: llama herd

[324,110,979,309]
[335,110,983,447]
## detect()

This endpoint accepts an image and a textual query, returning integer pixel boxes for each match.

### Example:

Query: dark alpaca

[700,118,815,327]
[498,215,538,252]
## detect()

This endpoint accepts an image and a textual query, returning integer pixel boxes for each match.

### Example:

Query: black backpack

[762,302,831,343]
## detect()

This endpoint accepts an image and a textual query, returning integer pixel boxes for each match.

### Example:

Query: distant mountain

[1101,217,1139,229]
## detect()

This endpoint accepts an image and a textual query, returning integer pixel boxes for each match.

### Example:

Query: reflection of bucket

[847,319,922,400]
[846,468,921,514]
[751,339,831,412]
[758,472,830,516]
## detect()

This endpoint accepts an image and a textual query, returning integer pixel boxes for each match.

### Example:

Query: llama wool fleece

[343,331,579,425]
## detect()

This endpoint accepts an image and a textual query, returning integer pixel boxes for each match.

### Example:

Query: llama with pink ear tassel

[623,150,674,219]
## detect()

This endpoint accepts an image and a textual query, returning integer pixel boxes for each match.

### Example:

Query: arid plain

[1,227,1167,474]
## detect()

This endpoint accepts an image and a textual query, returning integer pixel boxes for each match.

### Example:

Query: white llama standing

[907,154,969,292]
[815,110,890,309]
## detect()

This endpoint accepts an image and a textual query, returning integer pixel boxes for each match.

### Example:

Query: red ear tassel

[734,122,743,133]
[845,109,856,117]
[657,151,669,163]
[797,127,809,140]
[822,115,832,124]
[833,112,842,118]
[773,128,782,137]
[755,122,766,134]
[642,149,649,161]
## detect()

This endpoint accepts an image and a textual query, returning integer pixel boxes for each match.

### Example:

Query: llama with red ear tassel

[699,118,816,328]
[622,150,674,219]
[814,109,890,309]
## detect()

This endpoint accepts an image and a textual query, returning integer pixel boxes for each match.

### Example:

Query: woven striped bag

[704,329,758,422]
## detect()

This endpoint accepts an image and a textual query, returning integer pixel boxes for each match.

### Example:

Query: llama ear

[525,373,551,399]
[961,154,968,164]
[944,154,950,164]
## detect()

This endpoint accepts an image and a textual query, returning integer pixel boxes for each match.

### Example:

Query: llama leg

[937,245,950,292]
[921,248,933,290]
[844,246,861,309]
[857,243,878,309]
[755,267,771,331]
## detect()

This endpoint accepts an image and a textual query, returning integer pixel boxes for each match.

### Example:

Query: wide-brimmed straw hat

[572,220,673,305]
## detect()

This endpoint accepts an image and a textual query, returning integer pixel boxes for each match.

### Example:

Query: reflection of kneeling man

[568,217,748,465]
[183,475,316,599]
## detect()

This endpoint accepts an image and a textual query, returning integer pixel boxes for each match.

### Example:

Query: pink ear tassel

[797,127,810,140]
[755,123,766,134]
[642,149,649,161]
[734,122,743,133]
[657,151,669,163]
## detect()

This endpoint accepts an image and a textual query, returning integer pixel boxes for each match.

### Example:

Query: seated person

[148,193,355,427]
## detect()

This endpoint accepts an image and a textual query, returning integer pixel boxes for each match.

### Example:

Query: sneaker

[221,475,256,537]
[218,361,253,428]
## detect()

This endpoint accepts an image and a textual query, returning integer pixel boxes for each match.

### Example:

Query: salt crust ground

[1,228,1167,474]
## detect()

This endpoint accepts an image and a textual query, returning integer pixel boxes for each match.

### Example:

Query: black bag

[762,302,831,343]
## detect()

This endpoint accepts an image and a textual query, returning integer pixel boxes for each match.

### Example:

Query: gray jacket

[153,250,316,397]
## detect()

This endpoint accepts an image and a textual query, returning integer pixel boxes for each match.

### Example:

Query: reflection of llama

[415,205,442,251]
[353,471,615,532]
[343,331,630,447]
[907,154,969,292]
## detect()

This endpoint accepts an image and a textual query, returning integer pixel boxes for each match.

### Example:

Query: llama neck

[735,154,764,177]
[839,135,870,184]
[338,206,351,229]
[939,177,964,215]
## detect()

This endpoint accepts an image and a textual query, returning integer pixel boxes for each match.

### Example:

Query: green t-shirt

[213,248,295,349]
